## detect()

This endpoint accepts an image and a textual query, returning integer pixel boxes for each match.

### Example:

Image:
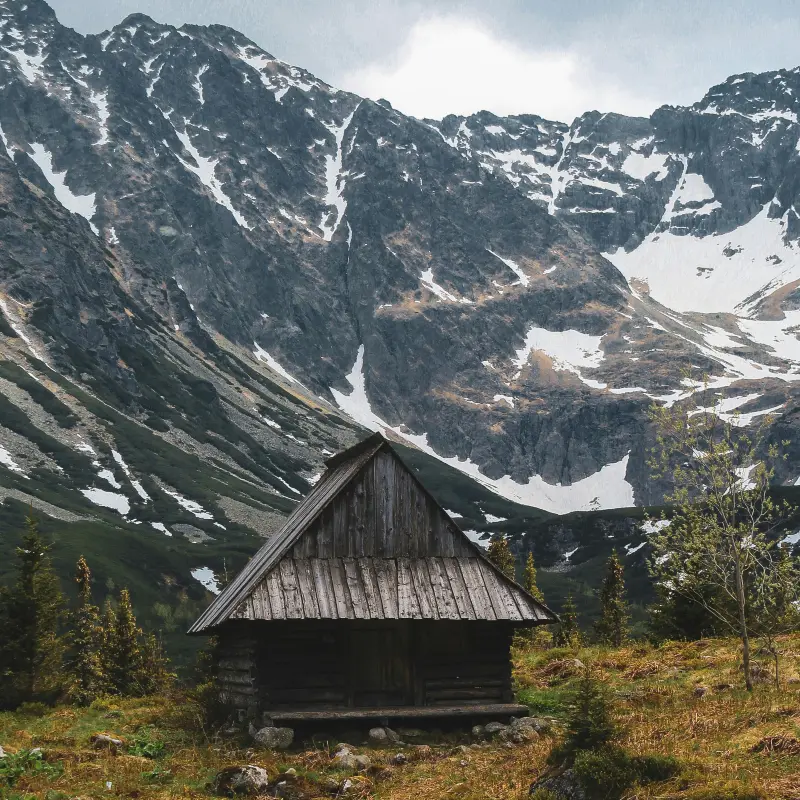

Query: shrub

[573,748,638,800]
[127,727,166,759]
[530,789,560,800]
[552,666,618,763]
[15,701,49,717]
[573,747,681,800]
[0,749,63,788]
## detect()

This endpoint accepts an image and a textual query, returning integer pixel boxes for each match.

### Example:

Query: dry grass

[3,636,800,798]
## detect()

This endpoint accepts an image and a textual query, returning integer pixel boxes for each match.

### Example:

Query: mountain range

[1,0,800,639]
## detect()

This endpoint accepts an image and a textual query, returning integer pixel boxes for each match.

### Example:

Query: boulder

[214,765,271,795]
[333,747,372,771]
[530,768,586,800]
[484,721,508,736]
[252,726,294,750]
[368,727,388,744]
[90,733,124,754]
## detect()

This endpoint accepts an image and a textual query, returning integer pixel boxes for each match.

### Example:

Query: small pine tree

[101,588,171,697]
[552,665,618,764]
[594,551,629,647]
[108,588,144,695]
[487,536,516,581]
[0,516,65,706]
[553,593,581,648]
[67,557,105,704]
[523,552,544,603]
[523,553,552,646]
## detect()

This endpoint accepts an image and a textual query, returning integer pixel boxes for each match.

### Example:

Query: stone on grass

[471,724,486,739]
[0,745,5,758]
[252,726,294,750]
[530,768,586,800]
[333,746,371,771]
[90,733,124,754]
[214,765,270,795]
[693,685,709,698]
[391,752,408,765]
[484,721,507,735]
[369,727,388,744]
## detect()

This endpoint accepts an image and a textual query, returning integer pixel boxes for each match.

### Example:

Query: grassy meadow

[3,636,800,799]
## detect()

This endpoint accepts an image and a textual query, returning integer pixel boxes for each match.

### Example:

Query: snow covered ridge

[331,345,634,514]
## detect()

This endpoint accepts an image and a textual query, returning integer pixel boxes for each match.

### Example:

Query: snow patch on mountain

[89,90,110,146]
[331,345,634,512]
[0,444,27,477]
[253,343,300,385]
[320,106,359,240]
[513,325,605,386]
[173,126,250,229]
[28,143,98,234]
[80,487,130,515]
[487,249,529,287]
[607,206,800,313]
[191,566,220,594]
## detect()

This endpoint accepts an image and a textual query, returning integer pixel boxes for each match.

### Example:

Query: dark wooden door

[349,623,411,707]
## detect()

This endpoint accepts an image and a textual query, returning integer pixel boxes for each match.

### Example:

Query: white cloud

[343,15,657,122]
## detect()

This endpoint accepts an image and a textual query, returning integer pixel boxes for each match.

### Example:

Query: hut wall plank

[443,557,476,620]
[294,559,321,619]
[409,560,437,619]
[328,558,355,619]
[358,558,384,618]
[278,560,304,619]
[265,569,287,619]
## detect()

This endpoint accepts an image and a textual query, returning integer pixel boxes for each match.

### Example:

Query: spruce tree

[0,515,65,705]
[101,588,171,696]
[594,550,629,647]
[487,536,516,581]
[523,552,551,646]
[67,557,105,703]
[553,593,581,648]
[109,588,144,695]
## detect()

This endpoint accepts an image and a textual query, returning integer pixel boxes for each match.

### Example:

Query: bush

[551,666,617,763]
[530,790,560,800]
[573,747,681,800]
[127,727,166,759]
[0,749,63,788]
[15,702,49,717]
[573,748,638,800]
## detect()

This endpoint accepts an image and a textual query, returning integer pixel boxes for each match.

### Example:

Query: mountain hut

[189,432,557,725]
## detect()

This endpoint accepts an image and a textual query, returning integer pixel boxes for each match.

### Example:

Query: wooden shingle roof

[190,433,556,633]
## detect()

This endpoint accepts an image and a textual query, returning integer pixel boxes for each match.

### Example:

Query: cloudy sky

[48,0,800,122]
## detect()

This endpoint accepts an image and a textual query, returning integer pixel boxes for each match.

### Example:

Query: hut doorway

[349,622,411,707]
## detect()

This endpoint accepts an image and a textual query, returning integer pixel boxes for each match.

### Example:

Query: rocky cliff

[1,0,800,613]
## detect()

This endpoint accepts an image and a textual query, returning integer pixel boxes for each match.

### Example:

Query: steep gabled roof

[190,432,556,632]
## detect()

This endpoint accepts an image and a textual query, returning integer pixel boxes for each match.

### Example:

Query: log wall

[217,619,514,714]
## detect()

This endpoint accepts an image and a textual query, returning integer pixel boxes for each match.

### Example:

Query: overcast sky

[48,0,800,122]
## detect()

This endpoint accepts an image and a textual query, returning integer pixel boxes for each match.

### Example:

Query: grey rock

[252,725,294,750]
[471,725,486,739]
[333,747,371,771]
[214,765,270,795]
[391,752,408,765]
[530,768,586,800]
[484,721,508,735]
[368,727,388,744]
[90,734,123,752]
[0,745,5,758]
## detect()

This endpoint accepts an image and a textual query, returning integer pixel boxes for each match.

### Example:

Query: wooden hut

[190,432,557,725]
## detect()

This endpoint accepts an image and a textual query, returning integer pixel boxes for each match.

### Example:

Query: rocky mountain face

[2,0,800,618]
